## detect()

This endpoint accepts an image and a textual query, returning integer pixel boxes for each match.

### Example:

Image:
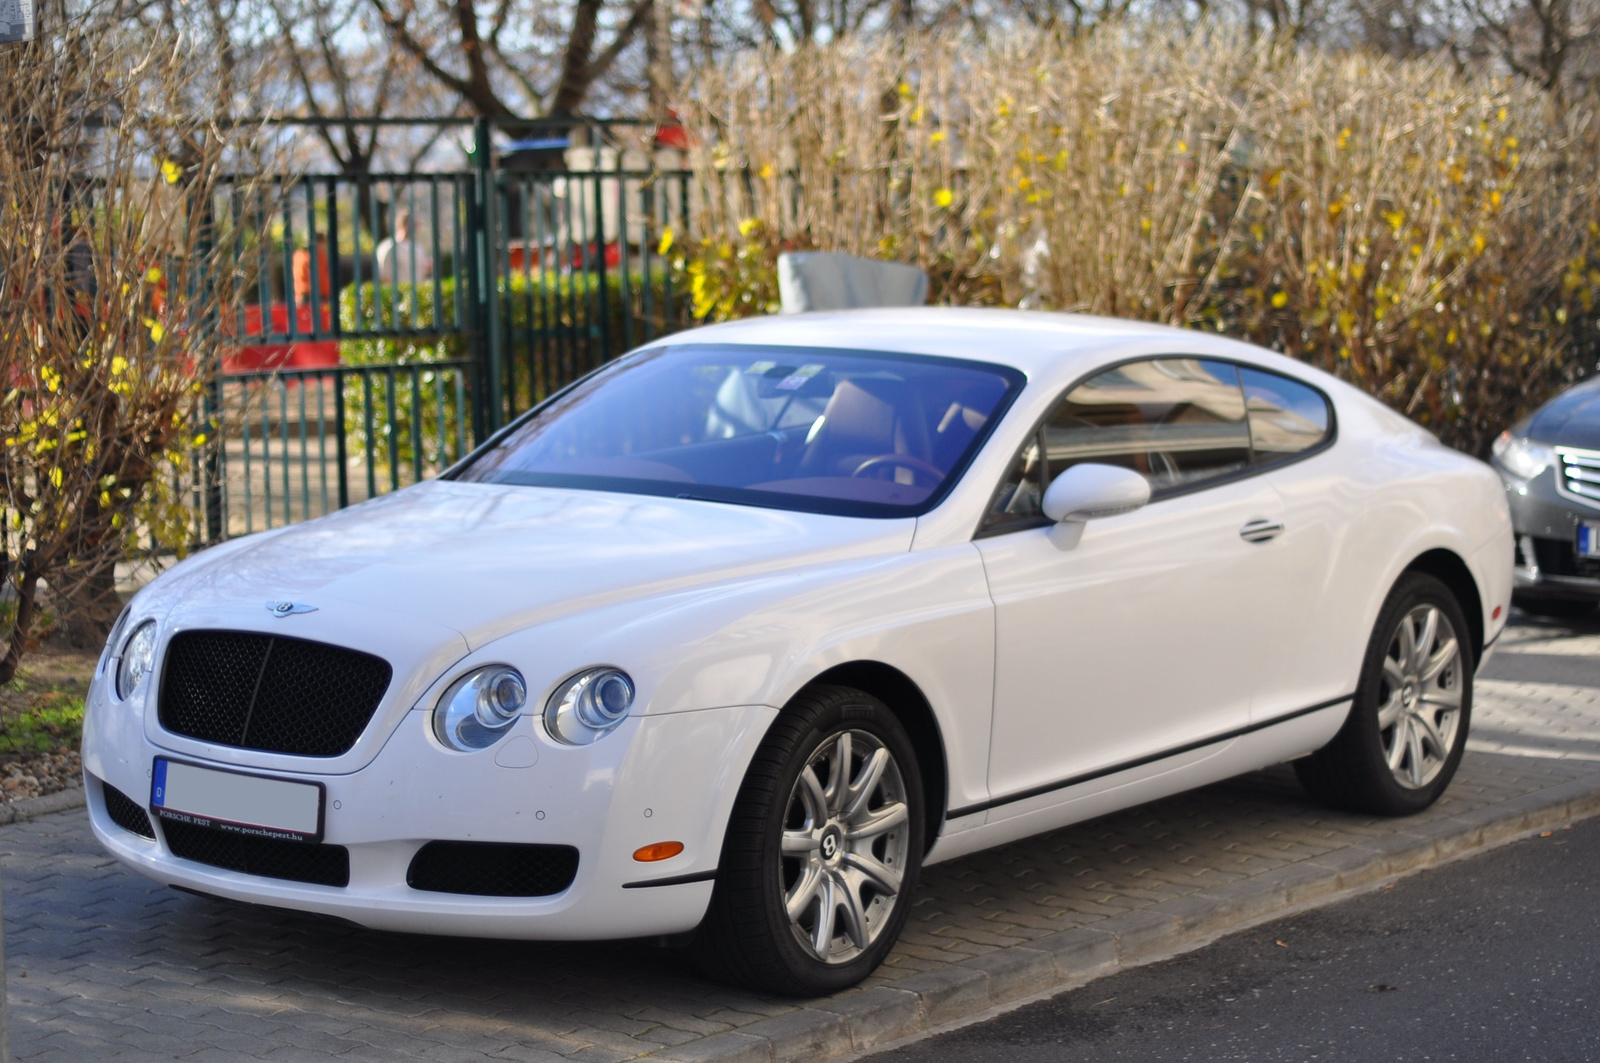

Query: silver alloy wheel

[1378,604,1464,789]
[780,729,912,964]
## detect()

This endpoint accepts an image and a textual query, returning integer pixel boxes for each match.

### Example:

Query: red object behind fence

[223,302,339,374]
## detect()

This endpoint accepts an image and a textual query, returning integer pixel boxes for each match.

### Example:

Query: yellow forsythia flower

[933,189,954,208]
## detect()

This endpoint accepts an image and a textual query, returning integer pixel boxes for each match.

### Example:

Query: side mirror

[1042,463,1151,523]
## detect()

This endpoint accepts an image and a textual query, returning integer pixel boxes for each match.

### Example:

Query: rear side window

[1041,358,1251,494]
[979,357,1333,536]
[1240,367,1332,459]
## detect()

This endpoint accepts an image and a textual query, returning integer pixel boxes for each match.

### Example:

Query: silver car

[1494,377,1600,617]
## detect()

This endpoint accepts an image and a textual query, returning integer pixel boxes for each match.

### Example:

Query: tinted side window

[1240,368,1331,460]
[1042,358,1250,496]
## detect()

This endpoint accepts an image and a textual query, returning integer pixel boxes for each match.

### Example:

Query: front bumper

[1503,462,1600,602]
[83,676,775,940]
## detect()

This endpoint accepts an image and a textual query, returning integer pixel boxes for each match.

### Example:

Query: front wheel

[691,685,924,996]
[1296,572,1473,815]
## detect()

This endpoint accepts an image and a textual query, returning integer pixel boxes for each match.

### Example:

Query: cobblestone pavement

[6,615,1600,1062]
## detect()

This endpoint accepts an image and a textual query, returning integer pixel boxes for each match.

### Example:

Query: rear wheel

[1296,572,1473,815]
[691,685,924,996]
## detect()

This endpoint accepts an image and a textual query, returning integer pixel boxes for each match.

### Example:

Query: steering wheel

[850,454,946,486]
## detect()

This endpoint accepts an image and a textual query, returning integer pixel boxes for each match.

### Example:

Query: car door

[974,357,1292,813]
[1234,365,1341,721]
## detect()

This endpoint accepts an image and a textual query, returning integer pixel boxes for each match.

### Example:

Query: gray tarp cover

[777,252,929,314]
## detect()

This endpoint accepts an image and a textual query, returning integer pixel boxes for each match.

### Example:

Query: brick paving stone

[8,617,1600,1061]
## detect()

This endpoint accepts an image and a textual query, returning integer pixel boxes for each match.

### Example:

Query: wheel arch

[805,660,948,856]
[1404,547,1484,663]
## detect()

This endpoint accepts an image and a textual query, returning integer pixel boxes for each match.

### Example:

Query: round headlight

[544,668,635,746]
[433,665,527,752]
[115,620,157,701]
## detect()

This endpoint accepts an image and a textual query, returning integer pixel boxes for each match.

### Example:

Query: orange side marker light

[633,841,685,862]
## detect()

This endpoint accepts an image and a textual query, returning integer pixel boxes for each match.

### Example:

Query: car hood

[159,480,917,650]
[1528,379,1600,450]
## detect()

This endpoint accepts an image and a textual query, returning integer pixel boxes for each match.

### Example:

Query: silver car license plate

[151,758,324,842]
[1580,522,1600,559]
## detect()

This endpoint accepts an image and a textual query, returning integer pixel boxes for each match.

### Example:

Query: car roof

[642,307,1285,384]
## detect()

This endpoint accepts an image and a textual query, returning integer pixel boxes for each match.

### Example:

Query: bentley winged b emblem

[266,601,318,617]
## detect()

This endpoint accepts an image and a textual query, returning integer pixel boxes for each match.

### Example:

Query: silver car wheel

[1378,604,1464,790]
[780,729,912,965]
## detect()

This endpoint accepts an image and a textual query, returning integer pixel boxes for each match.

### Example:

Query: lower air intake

[101,780,156,839]
[407,841,579,897]
[161,818,350,887]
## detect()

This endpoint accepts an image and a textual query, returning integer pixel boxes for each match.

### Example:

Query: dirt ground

[0,644,96,803]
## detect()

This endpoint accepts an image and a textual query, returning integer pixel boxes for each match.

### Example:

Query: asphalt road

[866,808,1600,1062]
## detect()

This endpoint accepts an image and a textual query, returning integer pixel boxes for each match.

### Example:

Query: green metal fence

[200,117,696,542]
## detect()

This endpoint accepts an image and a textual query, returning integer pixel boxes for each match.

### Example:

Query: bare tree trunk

[0,559,41,687]
[550,0,605,116]
[58,561,120,651]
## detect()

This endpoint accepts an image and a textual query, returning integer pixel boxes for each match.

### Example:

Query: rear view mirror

[1042,463,1151,523]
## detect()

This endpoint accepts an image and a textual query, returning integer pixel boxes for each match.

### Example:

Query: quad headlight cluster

[432,664,634,752]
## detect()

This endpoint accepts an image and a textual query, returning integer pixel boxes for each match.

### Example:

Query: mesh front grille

[161,818,350,887]
[407,841,579,897]
[101,780,156,839]
[159,630,392,757]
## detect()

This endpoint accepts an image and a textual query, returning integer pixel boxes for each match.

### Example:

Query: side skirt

[925,697,1351,867]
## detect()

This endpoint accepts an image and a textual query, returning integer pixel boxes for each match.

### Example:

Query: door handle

[1239,518,1284,543]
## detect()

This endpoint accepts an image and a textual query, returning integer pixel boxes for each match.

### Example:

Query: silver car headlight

[433,665,527,752]
[543,668,634,746]
[1492,431,1556,481]
[114,620,157,701]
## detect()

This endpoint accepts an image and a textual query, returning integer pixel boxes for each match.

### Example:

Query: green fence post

[199,187,225,545]
[592,126,612,363]
[472,118,505,433]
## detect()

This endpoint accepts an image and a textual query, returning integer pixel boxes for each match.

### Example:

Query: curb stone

[649,768,1600,1063]
[0,787,84,828]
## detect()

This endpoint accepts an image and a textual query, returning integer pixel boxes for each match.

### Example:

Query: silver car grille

[1557,446,1600,504]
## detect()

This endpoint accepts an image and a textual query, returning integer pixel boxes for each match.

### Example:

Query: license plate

[1580,523,1600,559]
[151,758,324,842]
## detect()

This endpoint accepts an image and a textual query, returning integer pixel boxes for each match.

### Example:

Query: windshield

[454,344,1024,517]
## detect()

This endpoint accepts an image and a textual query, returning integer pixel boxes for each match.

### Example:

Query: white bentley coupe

[85,309,1513,995]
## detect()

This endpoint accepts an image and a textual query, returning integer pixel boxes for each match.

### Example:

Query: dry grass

[675,28,1600,452]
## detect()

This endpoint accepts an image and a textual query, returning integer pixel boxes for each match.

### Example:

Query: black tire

[690,684,925,996]
[1295,572,1474,816]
